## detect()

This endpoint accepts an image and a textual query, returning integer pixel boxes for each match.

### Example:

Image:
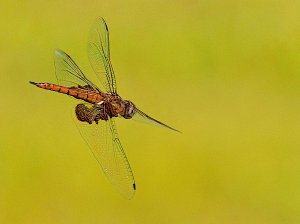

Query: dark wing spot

[133,183,136,190]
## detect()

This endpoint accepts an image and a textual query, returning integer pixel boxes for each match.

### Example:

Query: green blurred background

[1,0,300,223]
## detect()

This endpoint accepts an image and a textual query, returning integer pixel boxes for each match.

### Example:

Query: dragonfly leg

[75,104,108,124]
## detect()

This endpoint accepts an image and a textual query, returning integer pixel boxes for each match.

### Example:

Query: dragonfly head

[122,100,136,119]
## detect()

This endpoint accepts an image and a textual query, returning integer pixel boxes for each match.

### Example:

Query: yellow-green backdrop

[1,0,300,223]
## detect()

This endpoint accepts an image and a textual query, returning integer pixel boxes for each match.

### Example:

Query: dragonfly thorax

[103,94,135,119]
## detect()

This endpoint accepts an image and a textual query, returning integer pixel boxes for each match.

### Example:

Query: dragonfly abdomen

[29,81,103,104]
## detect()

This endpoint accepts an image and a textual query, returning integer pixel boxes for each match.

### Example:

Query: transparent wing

[54,49,101,91]
[73,111,136,199]
[133,108,181,133]
[87,17,117,93]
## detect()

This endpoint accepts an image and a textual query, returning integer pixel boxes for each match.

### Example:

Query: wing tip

[121,184,136,200]
[166,125,182,133]
[172,128,182,134]
[96,16,105,22]
[133,183,136,190]
[54,48,65,56]
[94,16,109,31]
[163,125,181,133]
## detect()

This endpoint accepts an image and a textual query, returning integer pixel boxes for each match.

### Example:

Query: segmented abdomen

[31,82,103,104]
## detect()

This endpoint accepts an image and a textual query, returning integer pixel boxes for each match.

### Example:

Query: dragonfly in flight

[30,17,179,199]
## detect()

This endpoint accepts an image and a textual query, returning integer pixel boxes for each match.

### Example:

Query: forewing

[132,108,181,133]
[87,17,117,93]
[73,113,136,199]
[54,49,100,91]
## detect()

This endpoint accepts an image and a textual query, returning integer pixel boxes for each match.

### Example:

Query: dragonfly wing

[87,17,117,93]
[73,109,136,199]
[132,108,181,133]
[54,49,100,91]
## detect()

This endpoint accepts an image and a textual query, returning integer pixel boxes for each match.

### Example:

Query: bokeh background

[1,0,300,223]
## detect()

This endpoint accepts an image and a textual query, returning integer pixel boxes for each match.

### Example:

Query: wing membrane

[87,17,117,93]
[133,108,181,133]
[73,112,136,199]
[54,49,100,91]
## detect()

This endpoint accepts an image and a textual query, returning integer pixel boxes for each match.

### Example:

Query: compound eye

[127,106,133,115]
[124,102,136,118]
[128,105,133,115]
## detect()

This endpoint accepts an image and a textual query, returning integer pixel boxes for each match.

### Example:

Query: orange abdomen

[30,82,103,104]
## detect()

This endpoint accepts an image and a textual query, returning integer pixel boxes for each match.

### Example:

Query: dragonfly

[30,17,179,199]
